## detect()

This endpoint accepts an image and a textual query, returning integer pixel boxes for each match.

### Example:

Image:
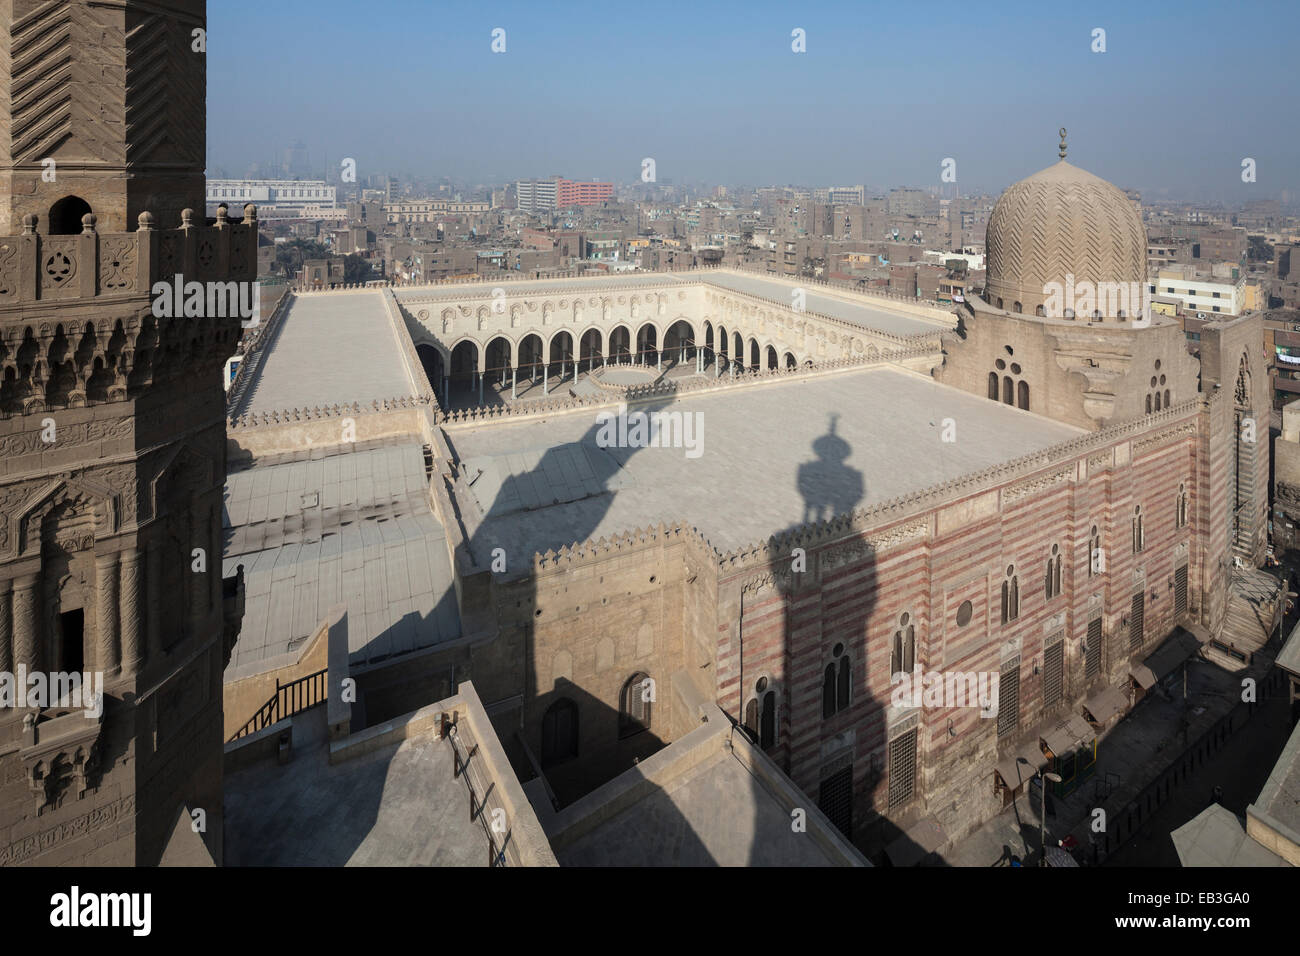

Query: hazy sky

[207,0,1299,202]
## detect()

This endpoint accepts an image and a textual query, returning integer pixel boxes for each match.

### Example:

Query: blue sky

[207,0,1299,201]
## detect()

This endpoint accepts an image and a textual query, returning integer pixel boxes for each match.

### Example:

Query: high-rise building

[516,179,559,213]
[556,179,614,207]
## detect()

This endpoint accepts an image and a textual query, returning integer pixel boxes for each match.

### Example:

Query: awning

[1137,628,1205,687]
[1129,662,1158,690]
[1082,685,1129,726]
[884,815,948,867]
[1042,715,1096,757]
[995,745,1049,790]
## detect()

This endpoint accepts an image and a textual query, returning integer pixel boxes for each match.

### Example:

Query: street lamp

[1040,770,1063,866]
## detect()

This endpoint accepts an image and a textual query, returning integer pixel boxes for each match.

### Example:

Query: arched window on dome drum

[1035,305,1045,317]
[1003,376,1014,405]
[1013,302,1022,314]
[1017,380,1029,410]
[989,372,999,400]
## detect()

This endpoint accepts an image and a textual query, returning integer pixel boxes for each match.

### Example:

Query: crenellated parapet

[530,521,716,574]
[227,394,431,430]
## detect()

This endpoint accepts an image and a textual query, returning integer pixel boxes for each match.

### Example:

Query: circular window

[756,677,768,693]
[1010,363,1021,375]
[956,600,973,626]
[900,612,910,626]
[1155,359,1162,370]
[1006,565,1015,576]
[1005,345,1014,356]
[833,642,844,657]
[1150,377,1158,387]
[1160,375,1166,385]
[996,358,1006,370]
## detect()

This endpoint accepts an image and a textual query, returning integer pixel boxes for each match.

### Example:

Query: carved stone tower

[0,0,248,865]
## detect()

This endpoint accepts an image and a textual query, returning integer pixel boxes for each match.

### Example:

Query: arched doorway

[416,343,445,403]
[664,319,695,368]
[484,336,512,389]
[636,323,658,366]
[548,331,575,386]
[449,340,480,406]
[48,196,92,235]
[608,325,632,363]
[579,328,603,372]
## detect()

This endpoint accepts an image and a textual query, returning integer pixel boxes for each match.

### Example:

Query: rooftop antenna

[1059,127,1068,160]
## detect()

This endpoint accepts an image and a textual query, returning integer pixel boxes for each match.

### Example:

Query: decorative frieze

[1003,466,1074,506]
[1132,422,1198,454]
[0,793,134,866]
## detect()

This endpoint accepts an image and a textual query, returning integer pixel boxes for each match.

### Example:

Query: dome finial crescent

[1059,127,1068,160]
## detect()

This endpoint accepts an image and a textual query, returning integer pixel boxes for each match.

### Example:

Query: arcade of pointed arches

[395,280,911,408]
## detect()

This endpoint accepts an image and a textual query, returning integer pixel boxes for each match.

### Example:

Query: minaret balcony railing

[0,205,259,312]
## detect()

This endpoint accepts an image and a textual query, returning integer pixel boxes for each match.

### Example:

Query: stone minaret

[0,0,249,865]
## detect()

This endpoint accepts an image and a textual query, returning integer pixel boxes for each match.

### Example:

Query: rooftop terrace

[222,440,459,674]
[445,365,1083,564]
[229,291,414,418]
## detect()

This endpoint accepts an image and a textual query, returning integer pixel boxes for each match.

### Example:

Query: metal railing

[228,669,327,742]
[449,720,515,867]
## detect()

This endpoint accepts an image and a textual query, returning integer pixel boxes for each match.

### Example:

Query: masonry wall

[716,403,1213,853]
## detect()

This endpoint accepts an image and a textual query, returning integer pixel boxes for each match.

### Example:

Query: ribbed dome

[984,159,1146,318]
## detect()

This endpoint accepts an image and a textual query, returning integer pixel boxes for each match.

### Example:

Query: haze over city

[207,0,1300,202]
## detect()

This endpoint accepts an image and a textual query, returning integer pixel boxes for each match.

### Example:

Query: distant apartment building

[516,178,613,213]
[557,179,614,207]
[516,179,559,213]
[886,187,928,218]
[583,231,623,260]
[385,198,491,223]
[814,185,866,206]
[1149,266,1247,317]
[207,178,338,219]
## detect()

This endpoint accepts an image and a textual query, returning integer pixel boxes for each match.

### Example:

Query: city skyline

[207,0,1300,203]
